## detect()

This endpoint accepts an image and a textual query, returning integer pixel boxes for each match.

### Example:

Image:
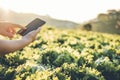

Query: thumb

[36,27,41,33]
[11,23,26,29]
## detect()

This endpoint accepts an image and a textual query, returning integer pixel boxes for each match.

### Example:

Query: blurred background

[0,0,120,34]
[0,1,120,80]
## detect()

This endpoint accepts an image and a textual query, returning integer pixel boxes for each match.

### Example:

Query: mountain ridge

[0,8,79,28]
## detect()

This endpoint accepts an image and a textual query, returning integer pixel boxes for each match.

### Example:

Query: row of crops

[0,26,120,80]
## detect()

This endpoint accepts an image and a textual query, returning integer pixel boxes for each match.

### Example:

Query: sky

[0,0,120,23]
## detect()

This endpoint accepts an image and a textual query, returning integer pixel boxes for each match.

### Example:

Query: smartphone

[17,18,46,36]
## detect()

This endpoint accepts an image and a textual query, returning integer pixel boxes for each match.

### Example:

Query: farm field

[0,26,120,80]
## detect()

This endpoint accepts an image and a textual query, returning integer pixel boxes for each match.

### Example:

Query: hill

[1,8,120,34]
[0,8,79,28]
[82,9,120,34]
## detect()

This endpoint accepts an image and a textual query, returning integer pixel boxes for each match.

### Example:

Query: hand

[22,27,41,43]
[0,22,25,38]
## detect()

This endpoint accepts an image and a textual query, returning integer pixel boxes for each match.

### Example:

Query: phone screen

[17,18,46,36]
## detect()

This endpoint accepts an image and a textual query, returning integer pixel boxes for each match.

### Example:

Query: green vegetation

[0,26,120,80]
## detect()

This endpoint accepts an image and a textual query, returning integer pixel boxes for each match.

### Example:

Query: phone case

[17,18,46,36]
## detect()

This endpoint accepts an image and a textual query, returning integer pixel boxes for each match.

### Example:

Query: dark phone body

[17,18,46,36]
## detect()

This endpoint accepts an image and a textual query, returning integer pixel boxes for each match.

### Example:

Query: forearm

[0,38,32,55]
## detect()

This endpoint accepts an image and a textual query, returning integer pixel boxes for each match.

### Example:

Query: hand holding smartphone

[17,18,46,36]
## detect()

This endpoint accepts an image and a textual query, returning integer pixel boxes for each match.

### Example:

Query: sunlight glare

[0,0,120,23]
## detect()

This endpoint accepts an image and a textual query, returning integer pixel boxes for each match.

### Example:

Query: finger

[32,30,38,36]
[17,24,26,29]
[11,23,26,29]
[1,22,26,29]
[2,31,14,38]
[11,28,16,34]
[8,33,14,38]
[7,27,16,34]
